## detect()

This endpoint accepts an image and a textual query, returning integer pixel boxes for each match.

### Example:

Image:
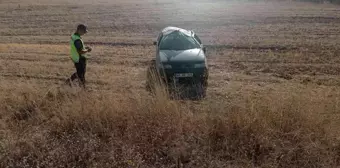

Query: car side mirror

[203,47,206,53]
[153,41,157,45]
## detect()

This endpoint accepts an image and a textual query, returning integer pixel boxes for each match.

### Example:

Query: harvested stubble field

[1,0,340,167]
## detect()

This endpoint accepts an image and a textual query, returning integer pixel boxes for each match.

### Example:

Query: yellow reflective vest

[70,33,85,63]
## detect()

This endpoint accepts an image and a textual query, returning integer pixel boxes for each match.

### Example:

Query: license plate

[174,73,193,78]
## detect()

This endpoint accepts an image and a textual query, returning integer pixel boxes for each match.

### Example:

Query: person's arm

[85,46,92,52]
[78,49,89,54]
[74,40,90,54]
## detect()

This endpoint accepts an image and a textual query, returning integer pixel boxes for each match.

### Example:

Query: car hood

[159,48,205,63]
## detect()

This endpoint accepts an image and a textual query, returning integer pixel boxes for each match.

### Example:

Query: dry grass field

[1,0,340,167]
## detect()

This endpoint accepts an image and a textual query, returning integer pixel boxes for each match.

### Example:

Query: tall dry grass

[0,83,340,168]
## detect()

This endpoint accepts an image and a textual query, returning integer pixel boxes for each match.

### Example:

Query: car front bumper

[159,67,209,86]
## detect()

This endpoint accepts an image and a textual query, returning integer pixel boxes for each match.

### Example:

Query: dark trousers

[69,57,86,88]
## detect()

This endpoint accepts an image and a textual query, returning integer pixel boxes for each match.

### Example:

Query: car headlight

[194,63,206,68]
[159,64,172,69]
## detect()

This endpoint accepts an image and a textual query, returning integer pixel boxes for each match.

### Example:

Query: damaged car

[146,26,209,99]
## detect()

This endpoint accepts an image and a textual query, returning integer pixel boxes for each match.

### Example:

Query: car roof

[161,26,193,37]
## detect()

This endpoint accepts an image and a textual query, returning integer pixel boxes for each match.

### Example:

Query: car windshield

[159,31,201,50]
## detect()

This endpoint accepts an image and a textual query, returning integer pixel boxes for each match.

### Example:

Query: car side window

[194,34,202,44]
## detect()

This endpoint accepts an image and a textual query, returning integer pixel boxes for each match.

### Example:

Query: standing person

[65,24,92,89]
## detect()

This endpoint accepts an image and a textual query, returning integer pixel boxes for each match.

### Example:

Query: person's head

[76,24,88,36]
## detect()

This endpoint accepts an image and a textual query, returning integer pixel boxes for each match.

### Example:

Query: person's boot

[79,80,86,90]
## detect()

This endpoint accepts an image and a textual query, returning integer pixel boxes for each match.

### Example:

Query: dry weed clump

[0,85,339,167]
